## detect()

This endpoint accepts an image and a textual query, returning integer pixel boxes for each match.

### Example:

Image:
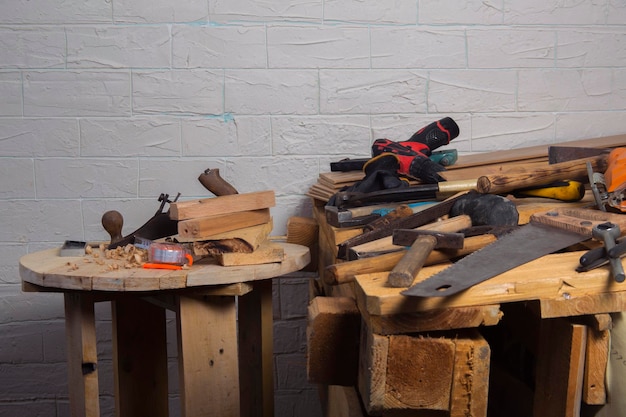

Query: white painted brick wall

[2,0,626,415]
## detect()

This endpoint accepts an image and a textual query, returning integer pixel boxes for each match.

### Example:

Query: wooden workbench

[308,199,626,417]
[20,242,310,417]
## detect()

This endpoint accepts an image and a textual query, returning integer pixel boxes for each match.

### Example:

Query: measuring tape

[144,242,193,270]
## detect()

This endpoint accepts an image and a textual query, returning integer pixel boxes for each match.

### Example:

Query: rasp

[402,207,626,298]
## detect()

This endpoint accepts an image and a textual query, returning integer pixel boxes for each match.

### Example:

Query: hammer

[387,229,464,288]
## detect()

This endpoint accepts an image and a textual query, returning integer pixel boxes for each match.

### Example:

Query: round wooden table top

[20,242,310,292]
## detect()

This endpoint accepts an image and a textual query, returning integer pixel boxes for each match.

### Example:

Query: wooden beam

[64,293,100,417]
[176,294,240,417]
[533,318,587,417]
[583,325,609,405]
[449,330,490,417]
[112,297,168,416]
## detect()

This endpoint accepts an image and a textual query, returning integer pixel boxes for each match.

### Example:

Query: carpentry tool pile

[307,118,626,295]
[99,168,284,268]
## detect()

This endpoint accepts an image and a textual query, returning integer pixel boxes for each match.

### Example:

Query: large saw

[402,207,626,298]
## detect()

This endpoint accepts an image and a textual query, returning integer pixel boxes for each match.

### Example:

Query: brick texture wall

[2,1,626,415]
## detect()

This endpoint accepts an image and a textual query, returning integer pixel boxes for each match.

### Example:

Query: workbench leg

[176,294,239,417]
[238,279,274,417]
[64,293,100,417]
[533,318,587,417]
[112,297,169,417]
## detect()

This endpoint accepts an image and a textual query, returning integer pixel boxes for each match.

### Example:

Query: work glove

[372,139,447,183]
[327,153,409,207]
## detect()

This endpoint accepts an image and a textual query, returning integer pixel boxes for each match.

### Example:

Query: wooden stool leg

[176,294,239,417]
[64,293,100,417]
[112,297,169,417]
[238,279,274,417]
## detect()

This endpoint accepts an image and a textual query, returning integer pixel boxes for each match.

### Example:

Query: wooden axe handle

[476,156,607,195]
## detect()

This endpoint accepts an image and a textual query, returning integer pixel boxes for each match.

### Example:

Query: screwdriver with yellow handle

[511,180,586,202]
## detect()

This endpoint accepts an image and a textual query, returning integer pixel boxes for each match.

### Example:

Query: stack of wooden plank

[168,190,285,266]
[307,134,626,204]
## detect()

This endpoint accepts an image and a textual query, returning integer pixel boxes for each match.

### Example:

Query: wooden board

[169,190,275,220]
[583,324,609,405]
[177,208,270,239]
[353,251,626,316]
[450,133,626,169]
[358,303,502,335]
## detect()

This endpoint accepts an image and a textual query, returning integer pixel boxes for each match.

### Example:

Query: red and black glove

[371,139,446,183]
[370,117,459,183]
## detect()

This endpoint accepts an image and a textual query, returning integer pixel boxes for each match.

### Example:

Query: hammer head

[324,205,381,228]
[392,229,464,249]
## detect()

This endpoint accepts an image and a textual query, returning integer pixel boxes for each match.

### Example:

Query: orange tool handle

[143,263,183,270]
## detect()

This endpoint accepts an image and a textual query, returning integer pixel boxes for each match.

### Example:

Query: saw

[402,207,626,298]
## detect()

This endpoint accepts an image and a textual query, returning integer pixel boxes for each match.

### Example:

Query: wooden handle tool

[323,234,497,286]
[387,230,464,288]
[476,156,607,195]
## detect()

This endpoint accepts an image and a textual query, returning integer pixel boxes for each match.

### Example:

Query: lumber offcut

[358,321,490,415]
[170,190,275,220]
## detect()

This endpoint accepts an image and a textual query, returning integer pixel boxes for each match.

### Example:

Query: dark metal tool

[402,208,626,298]
[102,193,180,249]
[334,179,475,209]
[325,205,382,228]
[592,222,625,282]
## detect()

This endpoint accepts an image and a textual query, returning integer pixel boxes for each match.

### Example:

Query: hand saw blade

[401,208,626,298]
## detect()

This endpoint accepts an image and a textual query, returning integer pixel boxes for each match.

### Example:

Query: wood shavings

[79,242,149,271]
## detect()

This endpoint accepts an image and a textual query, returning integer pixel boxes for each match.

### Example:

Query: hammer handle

[387,235,437,288]
[324,234,497,286]
[364,204,414,232]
